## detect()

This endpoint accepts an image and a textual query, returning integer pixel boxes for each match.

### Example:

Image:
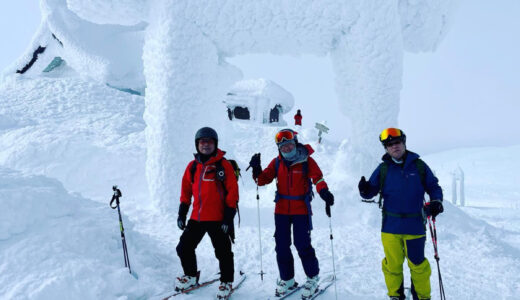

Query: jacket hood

[278,143,313,166]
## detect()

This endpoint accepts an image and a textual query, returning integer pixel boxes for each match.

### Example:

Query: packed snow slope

[1,75,519,299]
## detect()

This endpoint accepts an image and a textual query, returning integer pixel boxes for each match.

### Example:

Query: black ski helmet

[195,127,218,149]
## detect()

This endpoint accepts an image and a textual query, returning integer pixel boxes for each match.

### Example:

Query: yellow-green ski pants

[381,232,431,299]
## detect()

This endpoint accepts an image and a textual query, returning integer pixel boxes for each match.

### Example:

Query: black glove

[319,188,334,206]
[325,204,331,218]
[249,153,262,179]
[358,176,371,195]
[221,206,236,234]
[425,200,444,218]
[177,202,190,230]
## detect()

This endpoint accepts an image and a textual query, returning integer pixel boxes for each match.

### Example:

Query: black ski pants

[176,220,234,282]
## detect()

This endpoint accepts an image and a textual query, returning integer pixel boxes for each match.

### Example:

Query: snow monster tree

[16,0,453,212]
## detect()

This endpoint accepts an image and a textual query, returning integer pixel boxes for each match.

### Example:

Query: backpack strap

[275,157,280,178]
[378,159,428,222]
[415,158,426,189]
[378,162,388,209]
[190,160,198,184]
[378,159,426,208]
[189,158,240,226]
[273,156,314,229]
[216,158,241,227]
[215,159,226,182]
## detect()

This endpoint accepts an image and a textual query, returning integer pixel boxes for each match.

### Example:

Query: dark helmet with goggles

[275,129,298,145]
[379,128,406,146]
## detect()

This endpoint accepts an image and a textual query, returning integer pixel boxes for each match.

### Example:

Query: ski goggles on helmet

[275,129,297,144]
[379,128,404,144]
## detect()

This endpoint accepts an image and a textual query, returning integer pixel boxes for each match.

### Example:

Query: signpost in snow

[315,121,329,144]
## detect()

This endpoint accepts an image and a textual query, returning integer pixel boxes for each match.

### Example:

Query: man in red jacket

[248,128,334,299]
[175,127,239,299]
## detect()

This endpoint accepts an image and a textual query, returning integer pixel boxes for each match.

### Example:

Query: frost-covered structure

[6,0,146,94]
[224,79,294,124]
[11,0,453,212]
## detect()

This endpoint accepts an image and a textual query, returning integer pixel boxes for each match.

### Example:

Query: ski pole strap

[382,209,422,218]
[110,195,119,209]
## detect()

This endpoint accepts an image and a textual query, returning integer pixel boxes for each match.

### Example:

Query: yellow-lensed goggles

[379,128,403,143]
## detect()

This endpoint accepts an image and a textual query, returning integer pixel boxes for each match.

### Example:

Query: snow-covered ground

[1,74,519,299]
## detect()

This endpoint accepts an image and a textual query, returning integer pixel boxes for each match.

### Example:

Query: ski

[154,272,220,300]
[301,275,335,300]
[217,271,247,300]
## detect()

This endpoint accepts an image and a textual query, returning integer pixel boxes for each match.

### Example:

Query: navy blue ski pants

[274,214,319,280]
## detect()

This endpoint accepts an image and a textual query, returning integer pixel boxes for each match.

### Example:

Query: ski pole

[327,204,338,300]
[255,180,265,281]
[110,185,132,274]
[427,216,446,300]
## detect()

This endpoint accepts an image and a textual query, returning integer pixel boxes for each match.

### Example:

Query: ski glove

[319,188,334,206]
[426,199,444,218]
[248,153,262,180]
[177,202,190,230]
[221,206,236,234]
[358,176,371,195]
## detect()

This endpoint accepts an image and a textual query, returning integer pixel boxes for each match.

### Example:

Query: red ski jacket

[180,149,239,221]
[256,144,328,215]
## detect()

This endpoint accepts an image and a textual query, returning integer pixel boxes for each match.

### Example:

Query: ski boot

[216,281,233,299]
[174,274,197,291]
[275,278,298,297]
[301,275,320,299]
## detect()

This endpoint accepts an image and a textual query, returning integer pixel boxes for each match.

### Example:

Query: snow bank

[0,75,148,205]
[0,167,174,299]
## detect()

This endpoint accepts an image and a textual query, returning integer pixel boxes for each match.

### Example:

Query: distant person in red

[294,109,302,126]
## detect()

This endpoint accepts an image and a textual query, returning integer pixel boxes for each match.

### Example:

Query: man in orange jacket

[175,127,239,299]
[248,128,334,299]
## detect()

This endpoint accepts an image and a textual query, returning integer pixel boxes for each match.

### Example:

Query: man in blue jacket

[358,128,444,300]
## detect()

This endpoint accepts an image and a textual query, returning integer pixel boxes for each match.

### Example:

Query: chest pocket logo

[202,165,217,181]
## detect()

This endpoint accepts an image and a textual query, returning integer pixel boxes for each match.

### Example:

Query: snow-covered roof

[225,78,294,112]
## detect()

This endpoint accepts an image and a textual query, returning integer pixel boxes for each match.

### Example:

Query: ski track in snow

[1,76,519,299]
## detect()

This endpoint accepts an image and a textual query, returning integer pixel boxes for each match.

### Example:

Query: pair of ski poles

[253,179,338,300]
[109,186,132,274]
